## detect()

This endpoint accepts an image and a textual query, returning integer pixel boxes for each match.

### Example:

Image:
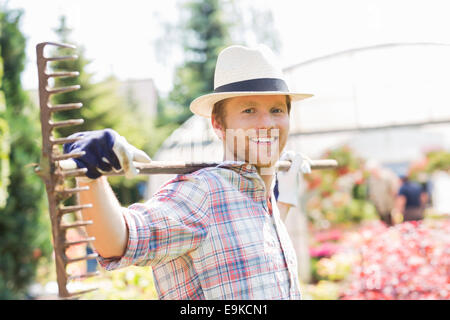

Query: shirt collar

[215,160,277,196]
[215,160,258,176]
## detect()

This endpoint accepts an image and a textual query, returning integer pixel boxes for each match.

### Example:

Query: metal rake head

[35,42,99,299]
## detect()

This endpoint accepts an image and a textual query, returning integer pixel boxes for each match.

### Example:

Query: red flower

[340,220,450,300]
[32,248,42,260]
[314,229,342,243]
[309,242,340,258]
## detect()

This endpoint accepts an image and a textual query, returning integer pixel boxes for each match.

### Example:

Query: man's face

[212,95,290,171]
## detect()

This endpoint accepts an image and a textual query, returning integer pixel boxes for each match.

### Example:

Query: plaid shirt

[98,161,302,300]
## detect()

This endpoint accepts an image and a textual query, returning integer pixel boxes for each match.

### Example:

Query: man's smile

[249,136,278,144]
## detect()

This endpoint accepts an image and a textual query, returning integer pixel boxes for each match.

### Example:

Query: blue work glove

[276,150,312,207]
[62,128,151,180]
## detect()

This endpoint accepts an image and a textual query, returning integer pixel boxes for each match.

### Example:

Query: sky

[6,0,450,94]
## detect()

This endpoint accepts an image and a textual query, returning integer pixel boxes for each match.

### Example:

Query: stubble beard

[224,128,283,175]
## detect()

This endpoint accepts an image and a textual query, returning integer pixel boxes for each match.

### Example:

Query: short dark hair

[212,95,291,127]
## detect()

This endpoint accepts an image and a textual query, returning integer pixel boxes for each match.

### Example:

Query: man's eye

[243,108,254,113]
[272,108,284,113]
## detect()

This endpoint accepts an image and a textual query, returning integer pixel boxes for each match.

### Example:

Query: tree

[0,34,9,209]
[0,7,52,299]
[156,0,281,126]
[228,0,281,53]
[162,0,232,125]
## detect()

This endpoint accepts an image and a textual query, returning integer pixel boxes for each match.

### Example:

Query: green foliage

[0,9,27,115]
[0,7,52,299]
[0,45,10,208]
[327,145,362,174]
[334,199,378,224]
[305,145,379,226]
[165,0,232,125]
[425,150,450,173]
[305,280,341,300]
[155,0,281,126]
[316,254,352,282]
[0,117,9,208]
[81,267,158,300]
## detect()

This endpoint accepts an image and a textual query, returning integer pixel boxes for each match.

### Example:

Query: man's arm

[392,194,406,224]
[276,151,312,222]
[78,176,128,259]
[420,191,429,207]
[62,129,151,259]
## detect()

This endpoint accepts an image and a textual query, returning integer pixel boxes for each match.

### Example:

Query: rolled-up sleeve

[97,174,210,270]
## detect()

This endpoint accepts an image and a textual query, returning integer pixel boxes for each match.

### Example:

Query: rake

[35,41,338,299]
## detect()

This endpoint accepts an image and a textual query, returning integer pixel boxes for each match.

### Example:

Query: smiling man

[64,44,313,299]
[212,95,290,192]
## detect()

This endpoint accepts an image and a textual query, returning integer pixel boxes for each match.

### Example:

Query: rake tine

[49,103,83,113]
[67,287,98,298]
[47,71,79,78]
[49,119,84,129]
[56,186,90,202]
[50,136,83,145]
[40,42,76,50]
[67,271,100,281]
[64,237,96,247]
[52,151,85,161]
[58,186,90,196]
[66,253,99,264]
[58,204,93,215]
[45,55,79,62]
[46,84,80,95]
[60,220,93,230]
[57,168,88,178]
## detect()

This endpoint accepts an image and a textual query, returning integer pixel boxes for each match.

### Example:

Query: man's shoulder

[399,183,409,193]
[399,182,421,195]
[188,166,236,187]
[159,166,230,191]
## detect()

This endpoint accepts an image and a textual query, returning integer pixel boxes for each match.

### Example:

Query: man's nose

[255,111,277,132]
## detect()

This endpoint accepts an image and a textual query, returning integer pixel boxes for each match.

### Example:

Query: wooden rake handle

[134,159,338,174]
[58,159,339,177]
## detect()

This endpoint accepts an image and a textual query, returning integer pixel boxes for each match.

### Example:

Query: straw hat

[189,44,314,118]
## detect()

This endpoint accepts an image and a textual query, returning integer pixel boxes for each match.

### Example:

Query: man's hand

[276,150,312,207]
[62,128,152,180]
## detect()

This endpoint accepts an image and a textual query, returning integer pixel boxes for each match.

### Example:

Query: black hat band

[214,78,289,93]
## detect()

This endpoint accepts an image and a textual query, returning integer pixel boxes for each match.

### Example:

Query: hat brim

[189,91,314,118]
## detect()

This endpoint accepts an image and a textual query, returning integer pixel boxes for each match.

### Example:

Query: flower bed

[340,218,449,300]
[307,218,450,300]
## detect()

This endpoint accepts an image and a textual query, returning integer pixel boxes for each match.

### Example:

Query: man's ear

[211,114,225,140]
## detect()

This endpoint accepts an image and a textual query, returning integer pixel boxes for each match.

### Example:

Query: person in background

[393,175,429,223]
[366,160,400,226]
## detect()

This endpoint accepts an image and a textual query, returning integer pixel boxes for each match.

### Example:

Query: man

[63,45,313,299]
[393,175,428,222]
[366,160,400,226]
